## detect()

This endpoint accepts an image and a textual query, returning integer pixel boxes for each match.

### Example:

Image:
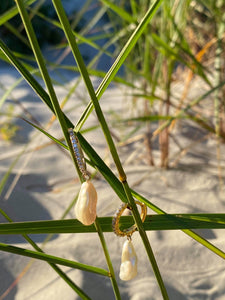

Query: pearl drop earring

[112,201,147,280]
[69,128,97,225]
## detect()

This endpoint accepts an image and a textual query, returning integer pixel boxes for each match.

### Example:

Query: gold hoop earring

[112,201,147,237]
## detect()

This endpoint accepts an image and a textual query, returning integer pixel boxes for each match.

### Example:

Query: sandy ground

[0,65,225,300]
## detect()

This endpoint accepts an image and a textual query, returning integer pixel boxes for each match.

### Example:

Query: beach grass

[0,1,225,299]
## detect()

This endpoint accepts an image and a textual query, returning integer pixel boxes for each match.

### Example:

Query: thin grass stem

[75,0,163,131]
[0,241,109,276]
[94,218,121,300]
[14,0,84,180]
[52,0,126,182]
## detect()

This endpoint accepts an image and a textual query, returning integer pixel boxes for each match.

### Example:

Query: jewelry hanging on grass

[68,128,90,181]
[69,128,97,226]
[112,201,147,281]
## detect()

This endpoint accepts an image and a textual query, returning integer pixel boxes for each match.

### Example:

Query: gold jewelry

[112,201,147,237]
[112,201,147,281]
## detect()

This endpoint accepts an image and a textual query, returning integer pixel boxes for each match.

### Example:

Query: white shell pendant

[119,239,138,281]
[75,181,97,225]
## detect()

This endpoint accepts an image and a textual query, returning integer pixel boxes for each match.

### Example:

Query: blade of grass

[0,0,36,26]
[132,190,225,260]
[28,7,112,56]
[1,214,225,234]
[96,0,163,99]
[0,40,54,114]
[75,0,163,131]
[21,117,68,149]
[94,218,121,300]
[0,242,109,276]
[52,0,126,182]
[14,0,86,181]
[99,0,136,23]
[3,21,30,48]
[14,0,67,131]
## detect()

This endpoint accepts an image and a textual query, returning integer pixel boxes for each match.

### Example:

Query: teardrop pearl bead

[75,181,97,225]
[119,240,138,281]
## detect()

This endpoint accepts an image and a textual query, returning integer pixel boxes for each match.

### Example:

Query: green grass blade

[3,21,30,48]
[39,5,122,296]
[0,39,73,128]
[132,191,225,260]
[75,0,163,131]
[47,264,92,300]
[2,1,78,173]
[99,0,136,23]
[0,242,109,276]
[0,40,54,112]
[52,0,127,181]
[0,0,36,25]
[28,7,111,56]
[14,0,67,130]
[12,5,121,298]
[21,117,68,149]
[1,214,225,234]
[94,218,121,300]
[96,0,162,98]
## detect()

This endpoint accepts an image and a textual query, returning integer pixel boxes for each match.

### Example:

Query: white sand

[1,66,225,300]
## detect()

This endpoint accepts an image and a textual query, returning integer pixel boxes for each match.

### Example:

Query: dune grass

[0,0,225,299]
